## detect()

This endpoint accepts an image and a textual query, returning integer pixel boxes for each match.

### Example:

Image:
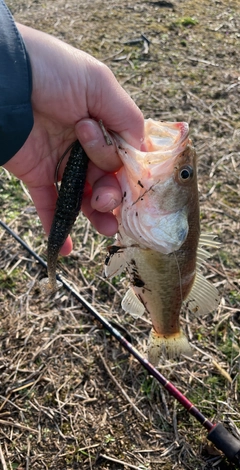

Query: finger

[76,119,121,172]
[85,160,122,211]
[82,194,118,236]
[91,173,122,212]
[28,184,73,256]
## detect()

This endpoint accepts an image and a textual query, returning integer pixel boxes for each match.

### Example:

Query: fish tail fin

[147,329,192,366]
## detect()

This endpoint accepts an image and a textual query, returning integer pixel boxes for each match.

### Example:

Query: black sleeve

[0,0,34,165]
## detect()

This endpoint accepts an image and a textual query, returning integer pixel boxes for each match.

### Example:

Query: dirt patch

[0,0,239,469]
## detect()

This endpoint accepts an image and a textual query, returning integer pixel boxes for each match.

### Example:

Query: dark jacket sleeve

[0,0,34,165]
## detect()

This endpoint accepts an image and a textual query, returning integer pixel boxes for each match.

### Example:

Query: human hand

[4,24,144,255]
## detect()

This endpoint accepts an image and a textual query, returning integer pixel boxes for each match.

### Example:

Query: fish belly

[125,247,192,364]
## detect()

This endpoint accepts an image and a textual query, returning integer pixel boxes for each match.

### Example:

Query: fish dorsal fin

[186,233,220,315]
[196,233,221,266]
[198,233,221,248]
[104,246,126,279]
[196,234,220,267]
[196,247,212,267]
[186,271,220,315]
[121,288,145,318]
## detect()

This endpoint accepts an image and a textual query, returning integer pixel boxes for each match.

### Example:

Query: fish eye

[179,165,194,181]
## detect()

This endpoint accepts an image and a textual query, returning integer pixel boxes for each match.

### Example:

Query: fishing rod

[1,218,240,466]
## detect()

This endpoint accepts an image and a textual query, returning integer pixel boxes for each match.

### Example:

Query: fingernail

[77,120,98,145]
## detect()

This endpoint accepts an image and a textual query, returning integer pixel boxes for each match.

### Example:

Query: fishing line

[173,251,183,305]
[0,218,240,466]
[54,141,76,193]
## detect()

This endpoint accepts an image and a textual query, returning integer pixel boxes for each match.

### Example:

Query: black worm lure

[43,140,89,292]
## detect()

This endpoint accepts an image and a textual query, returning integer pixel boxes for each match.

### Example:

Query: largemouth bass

[105,119,219,366]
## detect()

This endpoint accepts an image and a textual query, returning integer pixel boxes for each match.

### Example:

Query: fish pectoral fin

[121,288,145,318]
[185,271,220,315]
[104,245,127,278]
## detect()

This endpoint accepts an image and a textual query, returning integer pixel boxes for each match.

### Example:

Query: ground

[0,0,239,469]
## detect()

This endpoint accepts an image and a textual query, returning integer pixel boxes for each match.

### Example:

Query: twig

[98,119,112,146]
[0,444,8,470]
[96,274,122,298]
[212,360,232,384]
[172,401,179,442]
[102,48,124,61]
[159,385,171,421]
[26,438,31,470]
[99,351,147,421]
[58,443,100,457]
[187,56,219,67]
[0,419,38,434]
[99,453,146,469]
[226,82,240,92]
[83,219,90,246]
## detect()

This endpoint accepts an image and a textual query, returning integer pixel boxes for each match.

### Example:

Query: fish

[105,119,219,366]
[40,140,89,292]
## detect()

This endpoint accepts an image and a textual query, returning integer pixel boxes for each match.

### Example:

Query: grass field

[0,0,239,469]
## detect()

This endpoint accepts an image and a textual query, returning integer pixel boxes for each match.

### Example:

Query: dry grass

[0,0,239,469]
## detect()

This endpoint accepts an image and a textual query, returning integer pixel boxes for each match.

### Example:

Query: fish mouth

[145,120,189,152]
[143,120,190,165]
[112,119,190,172]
